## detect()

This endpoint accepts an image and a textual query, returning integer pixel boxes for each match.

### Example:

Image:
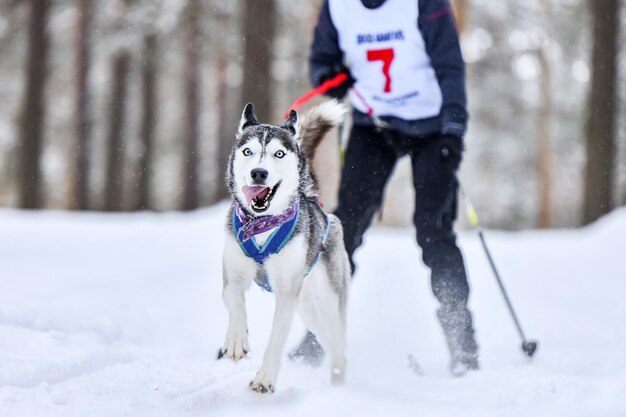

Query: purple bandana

[235,202,299,243]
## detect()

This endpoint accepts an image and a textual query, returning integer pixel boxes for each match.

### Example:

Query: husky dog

[220,101,350,393]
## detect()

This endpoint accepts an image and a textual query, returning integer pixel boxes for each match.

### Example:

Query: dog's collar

[234,201,299,243]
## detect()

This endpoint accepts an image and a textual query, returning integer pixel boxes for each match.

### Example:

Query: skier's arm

[309,0,351,97]
[418,0,467,138]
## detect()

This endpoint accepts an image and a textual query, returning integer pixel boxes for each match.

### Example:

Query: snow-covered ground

[1,204,625,417]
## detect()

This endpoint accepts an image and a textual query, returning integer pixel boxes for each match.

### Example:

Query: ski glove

[319,64,355,99]
[438,134,464,172]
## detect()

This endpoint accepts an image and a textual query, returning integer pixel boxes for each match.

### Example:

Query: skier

[290,0,479,375]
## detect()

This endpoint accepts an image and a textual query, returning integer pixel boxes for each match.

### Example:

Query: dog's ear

[237,103,259,137]
[283,109,300,139]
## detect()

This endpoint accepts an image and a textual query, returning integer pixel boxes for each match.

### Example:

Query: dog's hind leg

[327,308,347,385]
[249,290,298,393]
[316,295,347,385]
[299,269,347,385]
[311,305,346,385]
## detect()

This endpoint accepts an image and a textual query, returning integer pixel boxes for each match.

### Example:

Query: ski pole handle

[460,187,480,228]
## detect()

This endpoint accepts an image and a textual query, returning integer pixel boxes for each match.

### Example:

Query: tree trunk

[136,34,157,210]
[212,51,232,204]
[210,8,232,204]
[18,0,50,209]
[182,0,201,211]
[535,0,553,229]
[451,0,469,37]
[104,51,131,211]
[583,0,619,224]
[73,0,92,210]
[240,0,275,122]
[536,46,552,228]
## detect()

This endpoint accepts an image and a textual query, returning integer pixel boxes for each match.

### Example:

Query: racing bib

[328,0,443,120]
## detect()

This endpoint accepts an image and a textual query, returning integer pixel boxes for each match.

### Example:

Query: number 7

[367,48,395,93]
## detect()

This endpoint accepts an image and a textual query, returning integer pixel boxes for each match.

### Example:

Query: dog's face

[228,104,303,216]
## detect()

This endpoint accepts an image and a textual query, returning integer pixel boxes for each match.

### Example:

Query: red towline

[285,72,349,119]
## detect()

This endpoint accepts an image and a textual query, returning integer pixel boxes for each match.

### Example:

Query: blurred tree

[136,33,158,210]
[72,0,93,210]
[240,0,275,122]
[212,5,232,204]
[536,45,552,228]
[182,0,201,211]
[536,0,553,228]
[583,0,619,224]
[451,0,469,37]
[18,0,50,209]
[104,51,131,211]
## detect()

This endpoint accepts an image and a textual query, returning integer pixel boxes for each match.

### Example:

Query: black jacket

[309,0,467,138]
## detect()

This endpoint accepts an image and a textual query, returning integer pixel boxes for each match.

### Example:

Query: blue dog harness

[233,199,331,292]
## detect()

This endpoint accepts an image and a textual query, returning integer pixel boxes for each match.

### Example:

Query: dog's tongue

[242,185,270,205]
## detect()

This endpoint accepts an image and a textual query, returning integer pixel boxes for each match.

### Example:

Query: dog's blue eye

[275,150,285,159]
[243,148,252,156]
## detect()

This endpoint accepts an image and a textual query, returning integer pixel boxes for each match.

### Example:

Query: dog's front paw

[222,327,249,361]
[249,380,275,394]
[249,370,276,394]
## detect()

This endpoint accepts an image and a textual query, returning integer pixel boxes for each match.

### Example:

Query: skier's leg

[411,134,479,375]
[289,124,398,365]
[334,124,399,274]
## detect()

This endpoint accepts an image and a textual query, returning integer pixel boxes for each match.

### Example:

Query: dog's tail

[298,100,346,161]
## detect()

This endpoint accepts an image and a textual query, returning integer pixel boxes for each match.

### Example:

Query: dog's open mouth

[242,182,280,212]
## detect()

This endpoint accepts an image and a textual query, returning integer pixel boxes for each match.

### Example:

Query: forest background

[0,0,623,229]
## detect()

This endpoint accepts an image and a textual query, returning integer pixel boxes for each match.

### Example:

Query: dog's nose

[250,168,269,184]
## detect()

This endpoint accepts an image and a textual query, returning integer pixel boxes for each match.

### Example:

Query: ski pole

[460,187,538,358]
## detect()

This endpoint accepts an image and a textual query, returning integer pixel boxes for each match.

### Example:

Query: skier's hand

[438,134,464,172]
[319,64,355,99]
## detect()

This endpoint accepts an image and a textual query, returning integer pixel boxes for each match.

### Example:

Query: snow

[1,204,626,417]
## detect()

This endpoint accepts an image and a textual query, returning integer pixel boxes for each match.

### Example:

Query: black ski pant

[335,124,470,309]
